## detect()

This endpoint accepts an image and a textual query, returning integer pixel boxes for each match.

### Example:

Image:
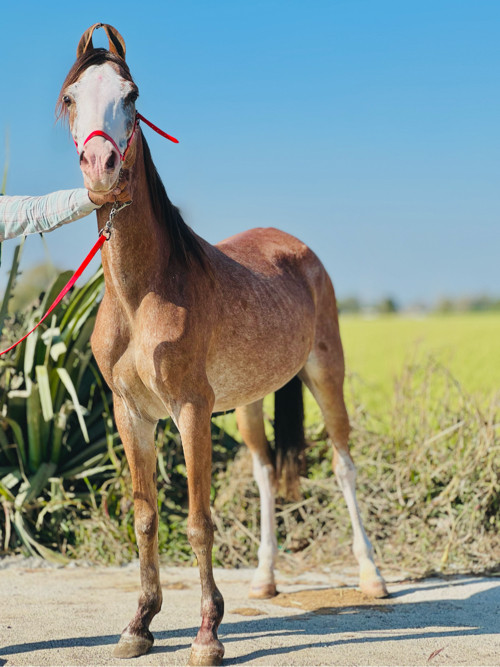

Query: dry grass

[49,358,498,577]
[213,359,500,577]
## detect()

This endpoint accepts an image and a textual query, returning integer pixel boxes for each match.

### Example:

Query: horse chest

[93,321,169,421]
[109,344,169,420]
[93,288,195,410]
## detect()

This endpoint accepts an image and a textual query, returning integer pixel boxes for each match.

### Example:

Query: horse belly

[207,318,314,412]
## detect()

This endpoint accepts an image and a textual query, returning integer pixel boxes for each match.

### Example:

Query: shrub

[0,263,117,561]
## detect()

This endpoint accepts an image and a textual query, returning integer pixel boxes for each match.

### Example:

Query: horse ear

[76,23,126,60]
[102,24,126,60]
[76,23,103,58]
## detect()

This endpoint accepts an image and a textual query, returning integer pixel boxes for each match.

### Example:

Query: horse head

[58,24,138,194]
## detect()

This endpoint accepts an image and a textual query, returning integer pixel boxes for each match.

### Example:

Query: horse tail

[274,375,307,500]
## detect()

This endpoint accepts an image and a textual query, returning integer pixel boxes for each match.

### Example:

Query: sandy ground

[0,558,498,666]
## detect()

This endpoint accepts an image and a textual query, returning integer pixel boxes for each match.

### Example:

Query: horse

[57,23,388,666]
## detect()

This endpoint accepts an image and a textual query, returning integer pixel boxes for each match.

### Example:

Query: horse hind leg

[300,351,388,598]
[235,400,278,599]
[333,438,388,597]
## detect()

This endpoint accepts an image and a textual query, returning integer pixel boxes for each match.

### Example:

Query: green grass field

[340,312,500,408]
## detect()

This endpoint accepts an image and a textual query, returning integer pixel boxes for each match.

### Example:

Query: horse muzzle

[79,134,122,193]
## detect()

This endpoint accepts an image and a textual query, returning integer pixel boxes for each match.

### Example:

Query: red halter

[0,118,178,357]
[75,112,179,161]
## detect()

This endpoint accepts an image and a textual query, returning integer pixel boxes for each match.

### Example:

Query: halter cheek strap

[74,112,178,161]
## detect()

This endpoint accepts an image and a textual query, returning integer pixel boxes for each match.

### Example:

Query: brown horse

[58,23,387,666]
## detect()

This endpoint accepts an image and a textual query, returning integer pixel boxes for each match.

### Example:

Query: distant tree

[469,295,500,312]
[337,296,362,314]
[435,297,455,313]
[376,297,399,314]
[434,294,500,313]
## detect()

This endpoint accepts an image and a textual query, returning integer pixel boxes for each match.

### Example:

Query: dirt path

[0,559,498,666]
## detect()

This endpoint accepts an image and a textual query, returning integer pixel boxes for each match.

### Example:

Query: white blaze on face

[67,63,135,157]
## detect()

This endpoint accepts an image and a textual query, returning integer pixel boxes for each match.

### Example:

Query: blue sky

[0,0,498,305]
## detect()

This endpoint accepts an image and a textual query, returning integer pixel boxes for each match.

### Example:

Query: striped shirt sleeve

[0,189,100,241]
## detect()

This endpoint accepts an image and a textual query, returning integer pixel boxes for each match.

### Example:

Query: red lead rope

[136,113,179,144]
[0,234,107,357]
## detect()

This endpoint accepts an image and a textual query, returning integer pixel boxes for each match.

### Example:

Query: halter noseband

[75,112,178,162]
[76,118,138,162]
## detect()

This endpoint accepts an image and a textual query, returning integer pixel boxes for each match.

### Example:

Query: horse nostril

[80,151,86,165]
[106,152,117,170]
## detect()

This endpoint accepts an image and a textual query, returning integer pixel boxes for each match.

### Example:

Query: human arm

[0,179,131,242]
[0,189,98,241]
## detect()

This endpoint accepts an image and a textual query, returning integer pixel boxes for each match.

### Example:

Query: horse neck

[96,138,170,308]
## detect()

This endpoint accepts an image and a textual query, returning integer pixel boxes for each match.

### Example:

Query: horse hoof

[360,577,389,599]
[112,632,154,659]
[188,640,224,666]
[248,583,277,599]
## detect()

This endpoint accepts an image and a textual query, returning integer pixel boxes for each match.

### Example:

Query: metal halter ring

[99,200,132,240]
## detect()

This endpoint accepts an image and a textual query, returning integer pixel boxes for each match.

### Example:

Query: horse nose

[79,137,121,190]
[105,151,117,170]
[80,144,119,172]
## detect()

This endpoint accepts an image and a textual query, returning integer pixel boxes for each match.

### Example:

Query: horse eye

[62,95,72,106]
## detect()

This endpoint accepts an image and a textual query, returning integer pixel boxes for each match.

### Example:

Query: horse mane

[57,48,210,273]
[140,132,210,272]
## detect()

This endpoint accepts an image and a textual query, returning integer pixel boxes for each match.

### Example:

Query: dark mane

[141,132,210,272]
[57,48,210,272]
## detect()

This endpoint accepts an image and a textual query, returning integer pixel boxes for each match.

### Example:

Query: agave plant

[0,260,117,561]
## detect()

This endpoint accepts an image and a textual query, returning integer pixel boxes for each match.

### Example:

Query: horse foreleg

[178,399,224,667]
[236,401,278,599]
[112,397,162,658]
